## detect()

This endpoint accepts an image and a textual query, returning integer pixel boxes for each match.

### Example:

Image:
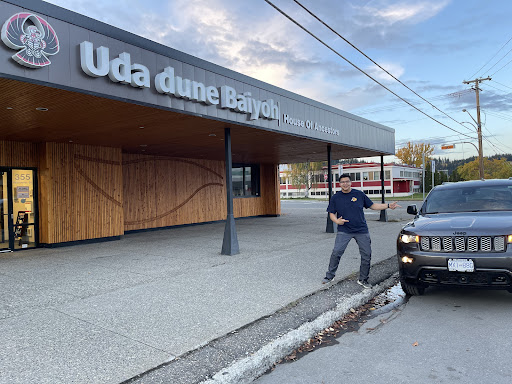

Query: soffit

[0,77,384,164]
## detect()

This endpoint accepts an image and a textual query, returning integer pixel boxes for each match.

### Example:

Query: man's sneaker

[322,277,334,284]
[357,279,372,289]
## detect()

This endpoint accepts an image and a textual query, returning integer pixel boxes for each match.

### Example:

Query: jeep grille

[420,236,506,252]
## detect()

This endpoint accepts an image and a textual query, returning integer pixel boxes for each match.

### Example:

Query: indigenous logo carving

[1,13,59,68]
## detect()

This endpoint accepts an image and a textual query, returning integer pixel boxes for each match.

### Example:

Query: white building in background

[280,162,423,199]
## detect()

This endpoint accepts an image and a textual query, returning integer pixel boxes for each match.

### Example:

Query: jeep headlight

[400,234,419,243]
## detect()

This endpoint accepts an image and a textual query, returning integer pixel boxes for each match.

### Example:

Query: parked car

[397,179,512,295]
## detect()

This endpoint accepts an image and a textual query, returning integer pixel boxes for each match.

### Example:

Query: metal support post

[379,155,388,222]
[221,127,240,255]
[422,152,425,201]
[326,145,334,233]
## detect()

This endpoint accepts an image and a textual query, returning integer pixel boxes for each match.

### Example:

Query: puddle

[368,282,409,317]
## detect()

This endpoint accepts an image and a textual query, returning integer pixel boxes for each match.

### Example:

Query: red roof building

[280,162,423,198]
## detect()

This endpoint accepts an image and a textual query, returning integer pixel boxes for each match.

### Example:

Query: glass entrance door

[0,168,38,251]
[0,170,10,252]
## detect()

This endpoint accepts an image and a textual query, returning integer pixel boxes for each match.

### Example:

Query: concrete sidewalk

[0,200,418,384]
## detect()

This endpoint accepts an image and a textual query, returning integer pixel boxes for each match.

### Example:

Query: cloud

[366,61,405,82]
[357,0,450,25]
[42,0,457,116]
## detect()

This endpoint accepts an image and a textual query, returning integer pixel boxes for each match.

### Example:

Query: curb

[125,256,399,384]
[201,274,398,384]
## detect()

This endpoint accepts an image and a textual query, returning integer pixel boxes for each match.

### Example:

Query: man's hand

[336,217,349,225]
[388,201,401,210]
[330,212,348,225]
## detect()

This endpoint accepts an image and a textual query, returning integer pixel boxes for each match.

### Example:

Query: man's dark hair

[340,173,352,180]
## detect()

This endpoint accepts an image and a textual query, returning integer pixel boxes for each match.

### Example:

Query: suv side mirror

[407,204,418,215]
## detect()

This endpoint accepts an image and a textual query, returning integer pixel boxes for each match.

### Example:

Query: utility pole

[462,77,491,179]
[422,152,425,201]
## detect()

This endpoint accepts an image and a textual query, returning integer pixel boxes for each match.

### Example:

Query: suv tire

[400,277,426,296]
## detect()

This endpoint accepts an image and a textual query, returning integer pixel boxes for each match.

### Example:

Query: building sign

[282,114,340,136]
[1,13,59,68]
[79,41,279,121]
[441,144,454,150]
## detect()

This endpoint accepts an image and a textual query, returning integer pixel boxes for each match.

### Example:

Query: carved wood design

[73,155,122,207]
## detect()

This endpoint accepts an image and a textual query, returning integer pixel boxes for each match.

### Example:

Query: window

[314,174,325,183]
[363,172,369,181]
[349,172,361,181]
[385,170,391,180]
[232,164,260,197]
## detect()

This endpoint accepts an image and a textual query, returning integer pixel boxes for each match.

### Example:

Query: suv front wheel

[400,277,426,296]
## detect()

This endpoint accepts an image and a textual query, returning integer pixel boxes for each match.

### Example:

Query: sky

[43,0,512,163]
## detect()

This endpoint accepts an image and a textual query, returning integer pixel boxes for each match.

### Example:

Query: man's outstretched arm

[369,201,401,210]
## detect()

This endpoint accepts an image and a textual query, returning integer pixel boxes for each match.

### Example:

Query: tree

[457,158,512,180]
[396,142,434,167]
[287,161,324,197]
[423,162,449,193]
[449,167,463,182]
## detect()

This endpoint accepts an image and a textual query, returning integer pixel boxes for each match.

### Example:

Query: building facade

[280,163,422,198]
[0,0,395,252]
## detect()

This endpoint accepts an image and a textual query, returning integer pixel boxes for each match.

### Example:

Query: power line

[263,0,476,140]
[490,56,512,76]
[468,36,512,79]
[354,90,473,115]
[483,82,509,94]
[483,45,512,75]
[490,79,512,91]
[485,110,512,122]
[290,0,474,136]
[395,133,475,147]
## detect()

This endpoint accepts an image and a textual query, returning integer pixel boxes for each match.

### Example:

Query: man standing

[322,173,401,288]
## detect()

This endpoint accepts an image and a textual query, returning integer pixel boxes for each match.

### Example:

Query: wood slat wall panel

[0,141,40,167]
[123,156,280,230]
[39,143,124,244]
[2,140,280,242]
[123,154,227,230]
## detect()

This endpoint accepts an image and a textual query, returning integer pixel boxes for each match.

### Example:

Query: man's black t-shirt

[326,189,373,233]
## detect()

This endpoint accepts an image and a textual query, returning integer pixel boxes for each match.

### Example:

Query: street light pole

[462,109,484,179]
[459,141,479,153]
[422,152,425,201]
[463,76,490,179]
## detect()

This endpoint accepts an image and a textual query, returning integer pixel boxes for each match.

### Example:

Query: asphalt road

[254,284,512,384]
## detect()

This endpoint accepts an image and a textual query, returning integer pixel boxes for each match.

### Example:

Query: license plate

[448,259,474,272]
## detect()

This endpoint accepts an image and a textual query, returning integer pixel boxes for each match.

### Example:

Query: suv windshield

[424,185,512,213]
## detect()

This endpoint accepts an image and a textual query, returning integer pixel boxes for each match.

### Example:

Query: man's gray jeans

[325,231,372,281]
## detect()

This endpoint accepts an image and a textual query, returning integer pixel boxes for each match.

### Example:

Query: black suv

[397,179,512,295]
